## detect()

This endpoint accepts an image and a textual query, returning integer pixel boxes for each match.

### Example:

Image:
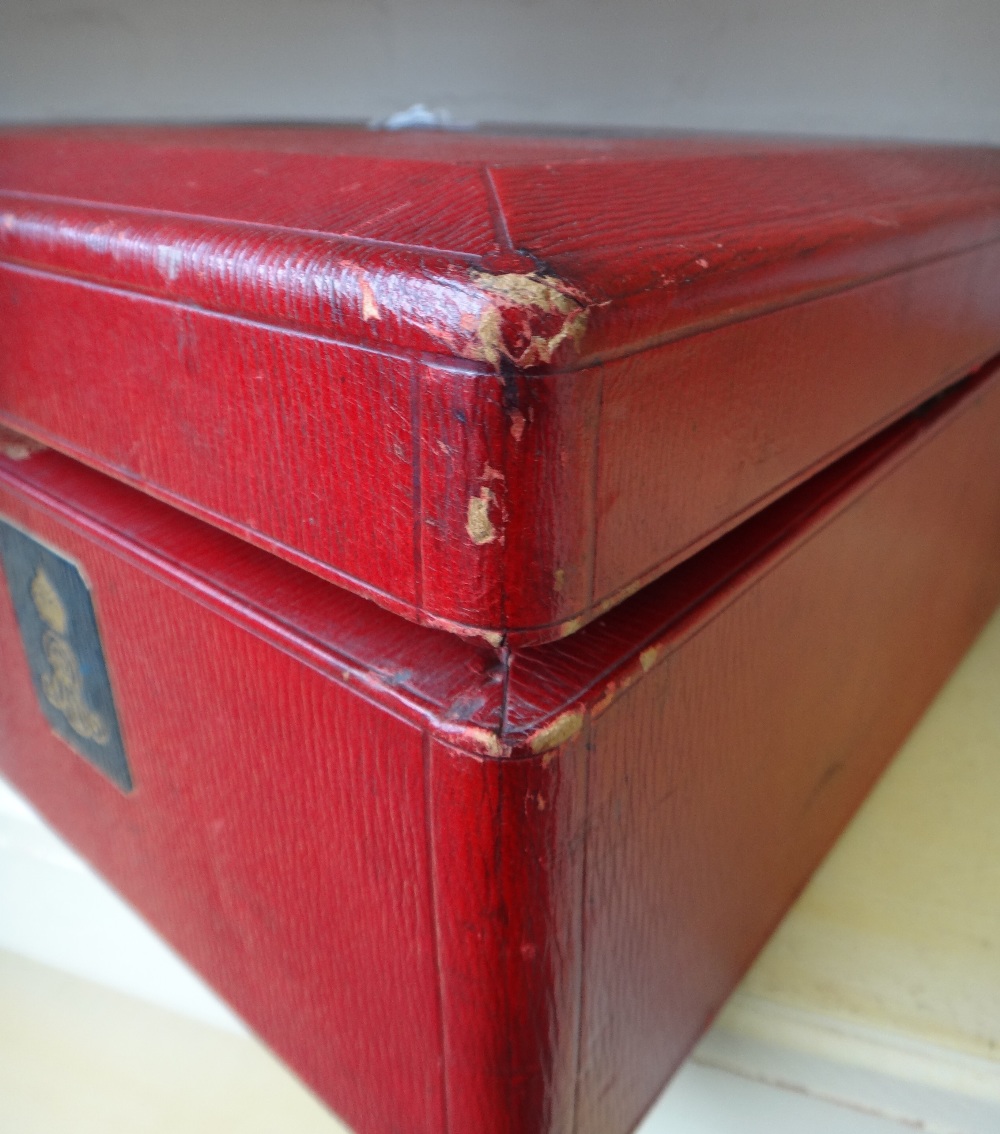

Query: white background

[1,0,998,142]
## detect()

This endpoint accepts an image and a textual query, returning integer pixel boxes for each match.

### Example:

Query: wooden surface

[702,597,1000,1117]
[0,947,920,1134]
[0,948,346,1134]
[3,128,1000,641]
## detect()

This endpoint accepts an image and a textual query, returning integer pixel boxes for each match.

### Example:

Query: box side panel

[429,735,589,1134]
[0,265,420,608]
[417,364,600,639]
[407,238,1000,643]
[3,237,1000,646]
[575,371,1000,1134]
[593,242,1000,611]
[416,369,508,633]
[0,489,446,1134]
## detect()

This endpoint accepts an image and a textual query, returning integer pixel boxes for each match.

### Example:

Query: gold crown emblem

[30,567,68,635]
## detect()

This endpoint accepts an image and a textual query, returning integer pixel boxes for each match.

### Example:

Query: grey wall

[1,0,998,142]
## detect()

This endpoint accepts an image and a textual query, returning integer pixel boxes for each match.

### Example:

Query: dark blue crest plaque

[0,519,132,792]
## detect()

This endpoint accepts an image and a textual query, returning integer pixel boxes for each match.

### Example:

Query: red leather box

[2,127,1000,643]
[2,128,1000,1134]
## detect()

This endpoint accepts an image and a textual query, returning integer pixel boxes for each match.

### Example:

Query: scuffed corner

[528,709,585,756]
[360,278,381,322]
[0,426,44,461]
[462,726,505,759]
[469,270,590,370]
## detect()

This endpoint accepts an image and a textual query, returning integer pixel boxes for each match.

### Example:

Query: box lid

[2,125,1000,644]
[0,363,994,763]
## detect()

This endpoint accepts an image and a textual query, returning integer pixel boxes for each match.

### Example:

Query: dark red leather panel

[429,735,588,1134]
[0,265,421,604]
[0,499,446,1134]
[590,245,1000,608]
[575,388,1000,1131]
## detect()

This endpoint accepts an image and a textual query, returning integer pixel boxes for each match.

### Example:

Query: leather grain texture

[2,362,1000,1134]
[2,127,1000,642]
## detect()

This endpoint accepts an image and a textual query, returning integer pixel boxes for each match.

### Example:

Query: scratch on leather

[468,270,589,369]
[360,278,381,322]
[466,486,497,544]
[529,710,584,755]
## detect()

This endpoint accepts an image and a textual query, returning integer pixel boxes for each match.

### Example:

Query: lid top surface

[3,125,999,340]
